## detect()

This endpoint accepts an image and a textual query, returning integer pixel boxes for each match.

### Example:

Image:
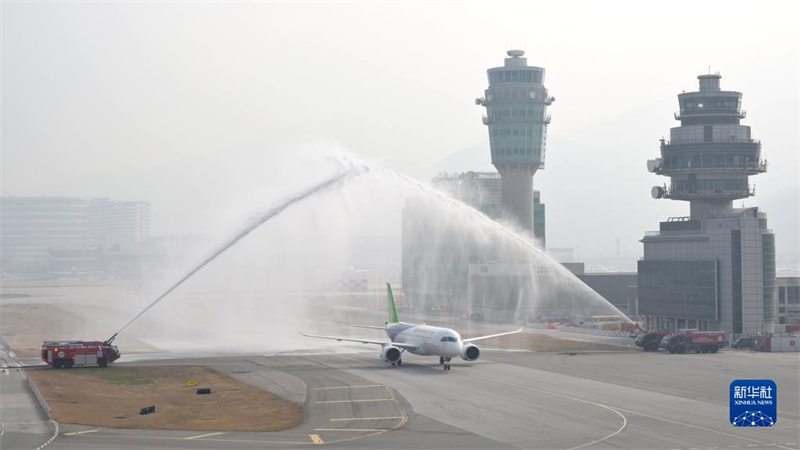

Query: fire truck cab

[658,331,727,354]
[41,341,121,369]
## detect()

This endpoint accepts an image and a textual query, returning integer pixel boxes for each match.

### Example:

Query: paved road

[45,354,504,449]
[9,347,800,450]
[0,345,56,450]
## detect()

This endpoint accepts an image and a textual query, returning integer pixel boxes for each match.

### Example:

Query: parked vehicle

[634,331,670,351]
[731,337,752,349]
[659,331,727,354]
[41,340,121,368]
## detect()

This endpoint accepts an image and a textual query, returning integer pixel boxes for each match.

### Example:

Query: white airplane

[301,283,522,371]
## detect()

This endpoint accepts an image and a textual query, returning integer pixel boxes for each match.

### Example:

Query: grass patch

[487,332,634,352]
[79,367,152,386]
[29,365,302,432]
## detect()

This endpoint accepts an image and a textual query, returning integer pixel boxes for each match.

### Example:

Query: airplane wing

[463,328,524,343]
[299,331,418,350]
[351,325,386,330]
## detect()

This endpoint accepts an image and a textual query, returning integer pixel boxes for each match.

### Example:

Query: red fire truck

[658,331,727,354]
[41,341,121,369]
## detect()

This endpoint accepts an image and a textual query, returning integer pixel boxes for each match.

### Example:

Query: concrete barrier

[23,371,51,419]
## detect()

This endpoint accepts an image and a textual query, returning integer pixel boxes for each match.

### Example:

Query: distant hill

[422,141,495,181]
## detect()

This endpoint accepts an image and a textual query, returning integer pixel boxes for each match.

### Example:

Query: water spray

[374,166,635,324]
[105,163,369,345]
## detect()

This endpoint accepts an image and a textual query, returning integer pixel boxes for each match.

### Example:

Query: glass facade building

[637,260,718,321]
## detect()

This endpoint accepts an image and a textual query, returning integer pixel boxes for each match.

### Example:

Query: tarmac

[3,343,798,450]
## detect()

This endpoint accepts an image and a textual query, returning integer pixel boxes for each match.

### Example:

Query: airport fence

[23,370,52,419]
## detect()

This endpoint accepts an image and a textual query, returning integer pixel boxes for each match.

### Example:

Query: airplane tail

[387,283,399,324]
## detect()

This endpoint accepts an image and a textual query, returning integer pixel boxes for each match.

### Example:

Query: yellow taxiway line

[309,434,324,445]
[330,416,405,421]
[314,428,387,432]
[185,431,226,440]
[64,430,98,436]
[315,398,392,404]
[314,384,384,390]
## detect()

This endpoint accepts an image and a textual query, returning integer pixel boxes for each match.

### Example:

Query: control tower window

[529,89,537,99]
[704,126,712,142]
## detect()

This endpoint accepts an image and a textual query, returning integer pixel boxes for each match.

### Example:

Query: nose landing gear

[441,357,451,371]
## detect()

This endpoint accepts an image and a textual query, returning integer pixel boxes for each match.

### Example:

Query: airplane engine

[461,343,480,361]
[380,345,402,363]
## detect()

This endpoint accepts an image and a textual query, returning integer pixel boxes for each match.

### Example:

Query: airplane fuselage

[387,322,463,358]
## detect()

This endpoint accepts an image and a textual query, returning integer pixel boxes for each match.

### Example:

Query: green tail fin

[387,283,399,324]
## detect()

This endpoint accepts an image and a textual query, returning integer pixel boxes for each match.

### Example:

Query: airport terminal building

[0,195,151,274]
[638,74,776,337]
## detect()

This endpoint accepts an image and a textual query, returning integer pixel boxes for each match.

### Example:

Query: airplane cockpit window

[440,337,457,342]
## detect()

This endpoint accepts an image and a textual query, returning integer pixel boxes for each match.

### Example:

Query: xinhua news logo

[730,380,777,427]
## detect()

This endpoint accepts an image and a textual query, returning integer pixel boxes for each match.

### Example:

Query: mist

[2,1,798,263]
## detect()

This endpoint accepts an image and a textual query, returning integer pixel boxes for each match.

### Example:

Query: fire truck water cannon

[41,340,121,369]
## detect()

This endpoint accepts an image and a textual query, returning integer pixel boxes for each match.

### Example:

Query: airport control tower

[476,50,553,235]
[648,73,766,215]
[639,73,775,337]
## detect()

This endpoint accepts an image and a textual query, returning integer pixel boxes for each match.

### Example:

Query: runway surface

[8,346,796,450]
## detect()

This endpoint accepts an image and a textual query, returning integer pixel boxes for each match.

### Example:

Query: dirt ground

[29,365,302,432]
[0,303,158,357]
[424,321,633,352]
[481,331,634,352]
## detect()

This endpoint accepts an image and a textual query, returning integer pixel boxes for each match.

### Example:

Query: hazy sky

[2,0,799,262]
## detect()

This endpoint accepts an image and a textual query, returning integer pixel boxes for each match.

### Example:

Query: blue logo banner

[730,379,777,427]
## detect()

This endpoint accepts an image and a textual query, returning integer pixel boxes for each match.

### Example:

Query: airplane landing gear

[439,357,445,365]
[443,357,451,371]
[398,359,402,366]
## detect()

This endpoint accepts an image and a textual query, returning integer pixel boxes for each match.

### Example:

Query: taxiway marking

[330,416,405,421]
[309,434,324,445]
[460,368,797,450]
[64,429,98,436]
[314,428,387,432]
[315,384,384,390]
[438,369,627,450]
[185,431,225,440]
[315,398,392,404]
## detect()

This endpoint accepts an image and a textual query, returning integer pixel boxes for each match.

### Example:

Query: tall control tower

[476,50,553,235]
[639,73,775,337]
[648,73,766,215]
